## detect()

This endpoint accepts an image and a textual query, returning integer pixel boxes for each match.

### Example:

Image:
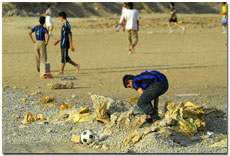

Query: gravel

[2,87,227,153]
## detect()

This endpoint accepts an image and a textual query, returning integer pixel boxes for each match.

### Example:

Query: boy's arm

[54,38,61,45]
[122,18,126,32]
[45,33,49,45]
[28,30,35,43]
[69,35,74,51]
[137,88,144,95]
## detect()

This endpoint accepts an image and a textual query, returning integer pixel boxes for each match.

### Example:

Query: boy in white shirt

[122,2,140,54]
[46,4,54,36]
[116,3,128,32]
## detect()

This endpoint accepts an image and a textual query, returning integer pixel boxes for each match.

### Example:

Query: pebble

[11,114,20,119]
[12,86,17,89]
[46,128,52,134]
[36,86,41,89]
[19,125,28,129]
[71,94,77,99]
[102,144,109,151]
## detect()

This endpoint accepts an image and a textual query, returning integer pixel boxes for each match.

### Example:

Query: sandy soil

[2,14,227,153]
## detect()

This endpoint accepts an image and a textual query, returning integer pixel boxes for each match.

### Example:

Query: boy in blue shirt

[28,16,49,72]
[54,12,80,75]
[123,70,169,127]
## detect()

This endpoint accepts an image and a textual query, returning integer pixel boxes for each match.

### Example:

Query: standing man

[46,4,54,36]
[116,2,128,32]
[123,70,169,127]
[220,2,227,34]
[54,12,80,75]
[121,2,141,54]
[28,16,49,72]
[167,2,185,34]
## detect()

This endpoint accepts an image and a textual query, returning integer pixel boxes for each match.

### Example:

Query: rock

[102,144,109,151]
[19,125,28,129]
[95,144,102,149]
[36,86,41,89]
[36,114,44,121]
[40,96,56,103]
[21,112,36,124]
[151,126,160,132]
[71,94,77,99]
[46,128,52,134]
[22,98,27,103]
[47,81,74,89]
[11,114,20,119]
[12,86,17,89]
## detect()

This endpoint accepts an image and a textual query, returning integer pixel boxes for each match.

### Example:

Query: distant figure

[116,2,128,32]
[167,2,185,34]
[220,2,227,34]
[28,16,49,72]
[121,2,141,54]
[45,4,54,36]
[54,12,80,75]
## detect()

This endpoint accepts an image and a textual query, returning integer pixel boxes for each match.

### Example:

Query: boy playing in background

[123,70,169,127]
[168,2,185,34]
[116,2,128,32]
[54,12,80,75]
[220,2,227,34]
[46,4,54,36]
[122,2,141,54]
[28,16,49,72]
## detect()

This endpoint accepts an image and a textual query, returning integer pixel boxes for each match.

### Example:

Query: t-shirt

[61,22,72,49]
[119,7,127,23]
[132,70,167,90]
[46,9,52,16]
[222,5,227,19]
[122,9,140,30]
[31,25,48,41]
[170,7,176,19]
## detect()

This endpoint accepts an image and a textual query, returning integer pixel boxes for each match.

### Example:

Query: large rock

[47,81,74,89]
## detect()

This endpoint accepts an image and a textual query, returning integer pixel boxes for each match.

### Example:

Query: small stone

[95,144,102,149]
[19,125,28,129]
[71,134,81,143]
[46,128,52,134]
[12,133,18,137]
[13,86,17,89]
[36,86,41,89]
[22,98,27,103]
[12,114,20,119]
[71,94,77,99]
[102,144,109,151]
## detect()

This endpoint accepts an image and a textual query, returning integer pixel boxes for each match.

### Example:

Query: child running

[168,2,185,34]
[121,2,141,54]
[28,16,49,72]
[45,4,54,36]
[220,2,227,34]
[54,12,80,75]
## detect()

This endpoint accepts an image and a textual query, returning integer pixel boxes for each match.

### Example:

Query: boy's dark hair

[124,2,128,6]
[59,11,67,19]
[48,4,51,8]
[170,2,175,6]
[127,2,134,9]
[39,16,46,25]
[123,75,134,88]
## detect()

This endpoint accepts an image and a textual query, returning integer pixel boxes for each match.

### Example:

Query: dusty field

[2,14,228,153]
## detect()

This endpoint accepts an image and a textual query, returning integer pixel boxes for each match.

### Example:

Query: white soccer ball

[80,130,95,144]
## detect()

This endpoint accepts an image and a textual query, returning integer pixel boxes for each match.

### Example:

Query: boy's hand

[45,42,48,45]
[54,40,59,46]
[70,46,75,51]
[122,27,125,32]
[32,40,36,43]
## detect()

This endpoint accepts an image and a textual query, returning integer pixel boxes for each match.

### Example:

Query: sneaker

[128,49,132,55]
[116,24,121,32]
[182,27,185,35]
[131,44,135,54]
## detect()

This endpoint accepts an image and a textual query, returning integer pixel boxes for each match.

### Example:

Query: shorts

[46,16,53,27]
[221,18,227,24]
[61,48,71,63]
[169,17,178,23]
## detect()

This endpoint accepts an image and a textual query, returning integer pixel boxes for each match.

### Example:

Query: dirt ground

[2,14,227,102]
[2,14,228,153]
